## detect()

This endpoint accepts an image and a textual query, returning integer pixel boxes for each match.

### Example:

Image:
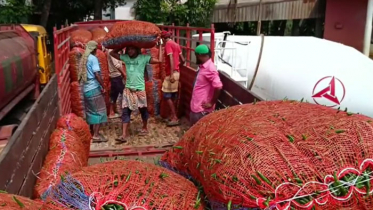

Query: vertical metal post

[364,0,373,56]
[210,24,215,62]
[186,23,191,67]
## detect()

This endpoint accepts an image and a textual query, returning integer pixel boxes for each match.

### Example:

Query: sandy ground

[90,115,189,151]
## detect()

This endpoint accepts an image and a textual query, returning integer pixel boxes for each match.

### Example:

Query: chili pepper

[12,196,24,208]
[347,112,353,116]
[249,195,256,200]
[196,162,200,169]
[300,98,304,102]
[286,135,294,143]
[211,173,217,180]
[302,134,307,140]
[173,146,183,149]
[251,175,262,185]
[257,171,272,186]
[126,171,131,182]
[335,130,345,134]
[232,176,239,182]
[195,151,203,154]
[227,200,232,210]
[364,172,371,197]
[264,197,270,206]
[333,172,348,196]
[113,180,118,187]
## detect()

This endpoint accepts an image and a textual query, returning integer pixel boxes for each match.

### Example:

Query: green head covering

[195,44,209,54]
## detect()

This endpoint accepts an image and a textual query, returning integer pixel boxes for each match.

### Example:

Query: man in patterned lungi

[110,46,162,143]
[79,41,108,143]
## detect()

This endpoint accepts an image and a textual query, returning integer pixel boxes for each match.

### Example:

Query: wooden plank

[219,71,263,104]
[2,83,54,193]
[0,75,57,193]
[18,105,58,197]
[218,89,240,107]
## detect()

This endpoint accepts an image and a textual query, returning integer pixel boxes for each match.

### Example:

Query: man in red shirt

[161,31,185,126]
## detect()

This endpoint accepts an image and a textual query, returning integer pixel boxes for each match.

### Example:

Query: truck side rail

[178,65,263,119]
[0,75,59,197]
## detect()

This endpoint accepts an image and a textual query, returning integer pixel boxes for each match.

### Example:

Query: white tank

[199,34,373,117]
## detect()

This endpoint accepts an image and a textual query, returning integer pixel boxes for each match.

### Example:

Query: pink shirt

[190,59,223,113]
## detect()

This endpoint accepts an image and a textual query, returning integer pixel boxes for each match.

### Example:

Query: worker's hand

[169,74,175,83]
[101,88,106,94]
[202,102,213,109]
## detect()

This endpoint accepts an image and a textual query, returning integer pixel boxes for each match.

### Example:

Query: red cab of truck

[0,25,38,119]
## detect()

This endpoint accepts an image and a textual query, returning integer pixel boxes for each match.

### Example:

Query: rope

[248,34,264,90]
[258,158,373,210]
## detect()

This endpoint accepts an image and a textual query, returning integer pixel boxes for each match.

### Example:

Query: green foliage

[134,0,217,27]
[134,0,167,24]
[0,0,33,24]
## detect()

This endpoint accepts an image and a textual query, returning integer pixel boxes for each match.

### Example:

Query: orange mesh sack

[68,47,84,81]
[145,79,162,116]
[96,49,110,114]
[42,160,205,210]
[161,101,373,210]
[91,28,107,48]
[56,113,92,155]
[70,82,85,118]
[34,128,87,200]
[103,20,161,49]
[0,193,43,209]
[71,29,92,48]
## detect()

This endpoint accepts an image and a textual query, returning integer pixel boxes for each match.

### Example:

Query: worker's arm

[179,53,186,66]
[149,58,162,64]
[110,49,122,60]
[91,57,106,92]
[202,69,223,109]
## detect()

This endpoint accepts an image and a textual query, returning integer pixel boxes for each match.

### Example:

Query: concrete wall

[324,0,368,52]
[115,0,136,20]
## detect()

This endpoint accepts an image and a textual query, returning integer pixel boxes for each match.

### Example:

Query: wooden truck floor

[88,115,189,165]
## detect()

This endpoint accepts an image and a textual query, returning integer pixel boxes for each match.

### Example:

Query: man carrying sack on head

[160,30,186,127]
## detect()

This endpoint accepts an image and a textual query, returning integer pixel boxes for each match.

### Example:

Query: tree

[0,0,33,24]
[134,0,217,27]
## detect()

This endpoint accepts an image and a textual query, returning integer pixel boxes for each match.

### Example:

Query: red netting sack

[68,47,84,82]
[92,28,107,48]
[161,101,373,210]
[96,49,110,114]
[34,128,87,199]
[0,193,43,209]
[145,79,162,116]
[70,82,85,118]
[41,160,205,210]
[103,21,161,49]
[71,29,92,48]
[159,46,166,80]
[143,47,161,80]
[56,113,91,156]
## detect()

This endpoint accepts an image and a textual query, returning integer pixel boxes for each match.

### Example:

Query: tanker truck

[0,24,52,152]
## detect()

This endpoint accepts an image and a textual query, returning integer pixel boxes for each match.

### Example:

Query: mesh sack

[42,160,205,210]
[34,128,87,200]
[56,113,92,155]
[145,79,162,116]
[0,193,43,209]
[71,29,92,48]
[159,46,166,80]
[161,101,373,210]
[68,47,84,82]
[96,49,111,115]
[103,21,161,49]
[91,28,107,48]
[70,82,85,118]
[143,47,161,80]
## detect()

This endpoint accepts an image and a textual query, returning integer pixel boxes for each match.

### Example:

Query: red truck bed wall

[0,25,37,113]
